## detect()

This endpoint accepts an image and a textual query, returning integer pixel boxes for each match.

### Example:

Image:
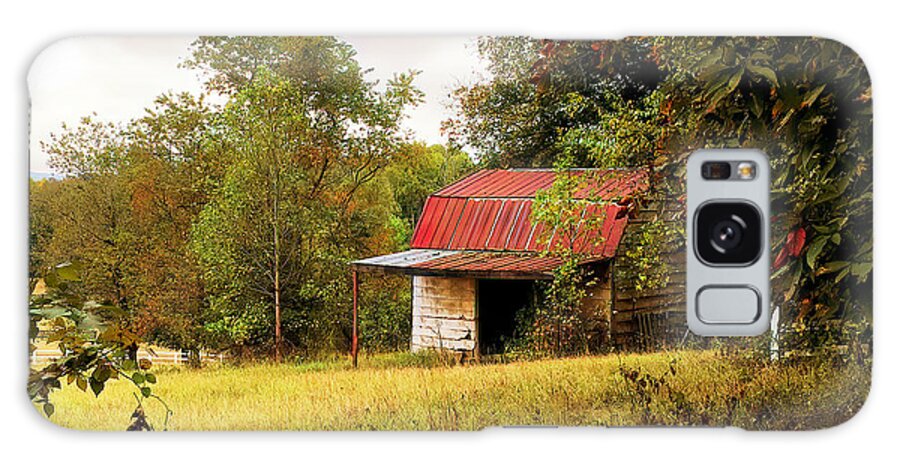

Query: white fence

[30,348,225,366]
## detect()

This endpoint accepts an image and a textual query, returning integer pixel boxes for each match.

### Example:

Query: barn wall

[577,263,614,348]
[611,197,687,349]
[411,276,477,353]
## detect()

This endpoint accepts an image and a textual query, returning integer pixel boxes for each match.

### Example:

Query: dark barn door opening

[478,279,533,355]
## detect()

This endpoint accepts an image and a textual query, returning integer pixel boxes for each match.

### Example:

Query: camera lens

[695,202,762,265]
[710,218,743,251]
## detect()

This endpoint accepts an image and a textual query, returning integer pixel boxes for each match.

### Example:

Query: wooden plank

[617,294,685,311]
[614,253,686,271]
[411,335,475,351]
[415,301,475,316]
[412,335,475,351]
[412,315,475,328]
[414,276,476,292]
[613,270,686,282]
[410,274,478,352]
[412,276,476,320]
[613,305,684,325]
[411,318,475,337]
[415,307,474,320]
[411,312,476,322]
[616,284,686,302]
[414,293,475,305]
[412,324,474,340]
[413,287,476,299]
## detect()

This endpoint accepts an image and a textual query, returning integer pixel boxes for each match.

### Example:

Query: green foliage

[653,38,872,330]
[519,164,608,355]
[188,38,423,358]
[383,143,475,237]
[42,114,127,177]
[620,216,683,294]
[447,38,665,168]
[357,274,412,352]
[33,36,435,362]
[34,93,217,358]
[451,37,872,348]
[29,262,170,430]
[444,37,549,167]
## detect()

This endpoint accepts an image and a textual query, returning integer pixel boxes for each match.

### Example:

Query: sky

[27,36,485,175]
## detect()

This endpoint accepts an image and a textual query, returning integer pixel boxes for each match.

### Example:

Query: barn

[350,168,684,363]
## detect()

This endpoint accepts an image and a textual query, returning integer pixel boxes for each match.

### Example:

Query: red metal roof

[410,169,647,258]
[354,168,648,278]
[432,168,646,199]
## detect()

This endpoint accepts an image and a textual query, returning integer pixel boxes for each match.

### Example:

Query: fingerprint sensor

[696,286,761,324]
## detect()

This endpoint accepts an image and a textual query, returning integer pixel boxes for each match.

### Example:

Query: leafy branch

[29,262,171,430]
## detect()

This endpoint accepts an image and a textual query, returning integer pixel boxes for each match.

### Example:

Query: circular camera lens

[695,203,762,265]
[711,218,743,251]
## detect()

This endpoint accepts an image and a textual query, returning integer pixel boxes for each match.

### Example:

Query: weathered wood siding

[611,197,688,349]
[411,276,477,353]
[578,263,614,348]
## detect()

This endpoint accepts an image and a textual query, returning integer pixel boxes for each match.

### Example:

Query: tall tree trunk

[273,177,283,363]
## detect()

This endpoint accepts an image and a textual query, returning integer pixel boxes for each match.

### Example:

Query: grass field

[40,350,869,431]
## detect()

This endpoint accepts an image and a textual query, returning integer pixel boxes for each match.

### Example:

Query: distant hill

[29,171,59,181]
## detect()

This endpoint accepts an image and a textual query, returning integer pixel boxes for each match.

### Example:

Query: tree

[32,36,433,362]
[445,37,665,168]
[383,143,475,242]
[449,37,872,347]
[189,38,423,360]
[123,93,218,361]
[35,145,139,329]
[36,94,219,362]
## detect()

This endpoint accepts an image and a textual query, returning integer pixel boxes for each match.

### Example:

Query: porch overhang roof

[351,248,606,280]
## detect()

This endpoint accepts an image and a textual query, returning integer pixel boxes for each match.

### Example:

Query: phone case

[28,36,871,431]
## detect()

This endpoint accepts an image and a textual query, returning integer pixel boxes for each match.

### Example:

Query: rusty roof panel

[423,197,454,246]
[505,171,555,197]
[402,168,647,268]
[525,220,548,252]
[433,169,647,200]
[450,199,485,249]
[506,202,535,250]
[490,200,527,250]
[603,213,629,257]
[485,200,518,249]
[469,199,502,248]
[408,251,563,276]
[446,200,476,249]
[431,197,466,248]
[436,169,490,197]
[410,197,440,248]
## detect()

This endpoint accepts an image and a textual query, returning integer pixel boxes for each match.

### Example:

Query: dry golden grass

[40,350,869,431]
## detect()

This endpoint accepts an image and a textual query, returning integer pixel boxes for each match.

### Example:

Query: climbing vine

[522,162,608,355]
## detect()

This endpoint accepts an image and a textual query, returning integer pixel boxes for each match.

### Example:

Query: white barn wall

[411,276,477,353]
